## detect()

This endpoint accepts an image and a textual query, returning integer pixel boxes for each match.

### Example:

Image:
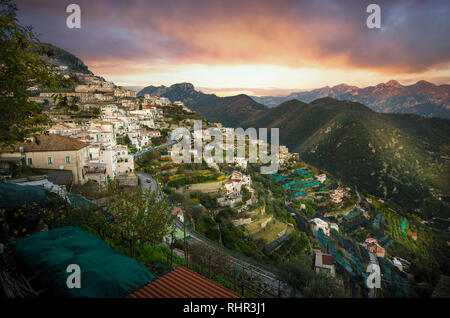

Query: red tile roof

[0,134,88,152]
[125,266,241,298]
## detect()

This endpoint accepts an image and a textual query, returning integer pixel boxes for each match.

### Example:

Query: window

[66,156,71,164]
[27,158,32,165]
[47,157,53,164]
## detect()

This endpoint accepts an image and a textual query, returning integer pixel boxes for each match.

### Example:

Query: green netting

[68,194,97,210]
[312,228,369,280]
[0,183,51,209]
[378,257,410,297]
[344,209,362,220]
[383,239,394,249]
[295,169,312,177]
[341,257,354,276]
[378,234,389,244]
[266,233,290,251]
[372,214,381,228]
[349,254,364,276]
[12,226,154,298]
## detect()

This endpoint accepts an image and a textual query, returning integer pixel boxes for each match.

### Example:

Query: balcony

[84,162,107,174]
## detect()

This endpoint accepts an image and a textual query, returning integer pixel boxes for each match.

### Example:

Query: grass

[244,216,272,235]
[253,219,289,244]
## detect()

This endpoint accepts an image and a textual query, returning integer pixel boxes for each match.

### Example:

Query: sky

[15,0,450,96]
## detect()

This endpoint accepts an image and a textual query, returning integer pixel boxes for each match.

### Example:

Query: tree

[0,0,69,147]
[107,183,174,258]
[302,272,345,298]
[124,134,132,145]
[146,150,160,161]
[277,252,315,290]
[277,252,345,298]
[241,185,251,202]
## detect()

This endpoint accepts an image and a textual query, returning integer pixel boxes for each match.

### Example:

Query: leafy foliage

[106,182,174,258]
[277,252,345,297]
[0,0,69,147]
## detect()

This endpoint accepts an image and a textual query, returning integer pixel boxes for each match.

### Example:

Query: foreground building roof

[0,134,88,152]
[126,266,241,298]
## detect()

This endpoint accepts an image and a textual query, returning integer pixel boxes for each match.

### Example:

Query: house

[84,162,108,183]
[310,218,330,236]
[392,257,403,271]
[316,174,327,183]
[47,123,74,137]
[0,134,89,184]
[330,223,339,232]
[115,145,134,175]
[314,252,336,277]
[172,207,184,223]
[363,238,385,258]
[234,157,248,170]
[168,147,185,157]
[217,195,242,208]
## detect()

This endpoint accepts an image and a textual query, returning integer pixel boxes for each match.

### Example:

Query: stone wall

[232,218,252,227]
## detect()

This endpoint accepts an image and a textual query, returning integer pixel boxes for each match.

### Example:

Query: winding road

[137,169,295,297]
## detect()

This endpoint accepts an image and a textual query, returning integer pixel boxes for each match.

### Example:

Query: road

[174,219,295,297]
[137,170,295,297]
[368,252,379,298]
[133,135,175,159]
[333,187,363,218]
[136,172,158,192]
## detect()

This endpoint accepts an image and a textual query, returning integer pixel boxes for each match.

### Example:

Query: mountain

[252,80,450,119]
[243,98,450,218]
[138,83,268,127]
[37,43,93,75]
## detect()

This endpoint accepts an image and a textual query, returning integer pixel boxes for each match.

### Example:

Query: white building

[310,218,330,236]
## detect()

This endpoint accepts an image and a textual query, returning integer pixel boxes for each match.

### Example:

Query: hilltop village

[1,64,447,298]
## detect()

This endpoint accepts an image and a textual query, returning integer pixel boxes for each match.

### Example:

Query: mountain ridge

[252,80,450,119]
[242,98,450,218]
[138,83,268,127]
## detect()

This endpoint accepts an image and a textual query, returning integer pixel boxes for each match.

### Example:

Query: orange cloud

[16,0,450,86]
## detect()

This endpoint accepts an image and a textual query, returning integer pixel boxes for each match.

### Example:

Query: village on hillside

[0,59,446,299]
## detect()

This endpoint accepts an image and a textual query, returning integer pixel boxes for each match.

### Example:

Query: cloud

[15,0,450,77]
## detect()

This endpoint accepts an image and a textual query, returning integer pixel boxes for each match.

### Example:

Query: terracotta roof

[125,266,241,298]
[226,179,241,183]
[1,134,88,152]
[172,207,183,215]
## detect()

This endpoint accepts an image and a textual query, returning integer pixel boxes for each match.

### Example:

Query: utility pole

[183,210,188,268]
[170,230,174,267]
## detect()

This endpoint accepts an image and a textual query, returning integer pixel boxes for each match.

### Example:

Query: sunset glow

[16,0,450,94]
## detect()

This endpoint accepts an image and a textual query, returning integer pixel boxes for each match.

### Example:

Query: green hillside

[37,43,93,75]
[243,98,450,218]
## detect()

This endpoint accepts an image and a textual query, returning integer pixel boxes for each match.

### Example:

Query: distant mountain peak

[385,80,403,88]
[171,82,195,90]
[252,79,449,118]
[413,80,436,88]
